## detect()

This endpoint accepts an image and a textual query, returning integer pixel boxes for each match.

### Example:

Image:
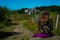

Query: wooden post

[55,14,59,30]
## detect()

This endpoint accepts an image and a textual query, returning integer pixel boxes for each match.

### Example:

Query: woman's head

[41,10,49,24]
[42,10,49,17]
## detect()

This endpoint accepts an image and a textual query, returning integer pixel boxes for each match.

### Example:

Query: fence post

[55,13,59,30]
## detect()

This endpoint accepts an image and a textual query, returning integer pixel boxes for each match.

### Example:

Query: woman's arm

[38,19,45,33]
[41,19,53,33]
[49,19,53,31]
[44,19,53,33]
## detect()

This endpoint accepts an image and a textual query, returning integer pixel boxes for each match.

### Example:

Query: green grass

[21,12,60,35]
[3,12,60,35]
[1,12,60,40]
[15,12,60,35]
[18,12,55,34]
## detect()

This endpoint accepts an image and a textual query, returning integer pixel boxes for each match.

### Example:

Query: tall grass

[21,12,60,35]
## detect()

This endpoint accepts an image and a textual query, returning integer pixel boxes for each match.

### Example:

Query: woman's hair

[40,10,49,24]
[42,10,49,16]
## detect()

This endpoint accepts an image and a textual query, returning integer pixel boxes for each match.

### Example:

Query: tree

[17,8,28,14]
[0,6,11,29]
[35,5,60,12]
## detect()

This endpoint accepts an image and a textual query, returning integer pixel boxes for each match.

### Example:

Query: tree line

[35,5,60,12]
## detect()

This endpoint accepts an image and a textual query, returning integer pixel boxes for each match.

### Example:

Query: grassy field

[1,12,60,40]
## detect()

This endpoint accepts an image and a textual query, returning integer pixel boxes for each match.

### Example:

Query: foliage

[17,8,28,14]
[0,6,11,29]
[36,5,60,12]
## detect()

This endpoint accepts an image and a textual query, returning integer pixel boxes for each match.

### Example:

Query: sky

[0,0,60,10]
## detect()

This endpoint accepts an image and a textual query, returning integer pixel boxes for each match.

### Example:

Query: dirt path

[13,22,33,40]
[13,23,60,40]
[4,22,33,40]
[5,21,60,40]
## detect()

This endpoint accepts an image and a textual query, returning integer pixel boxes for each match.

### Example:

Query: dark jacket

[38,18,53,33]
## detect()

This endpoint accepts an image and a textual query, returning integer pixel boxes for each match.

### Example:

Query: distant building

[24,8,41,15]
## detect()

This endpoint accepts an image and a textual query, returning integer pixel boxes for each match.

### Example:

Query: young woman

[38,10,53,34]
[33,10,54,38]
